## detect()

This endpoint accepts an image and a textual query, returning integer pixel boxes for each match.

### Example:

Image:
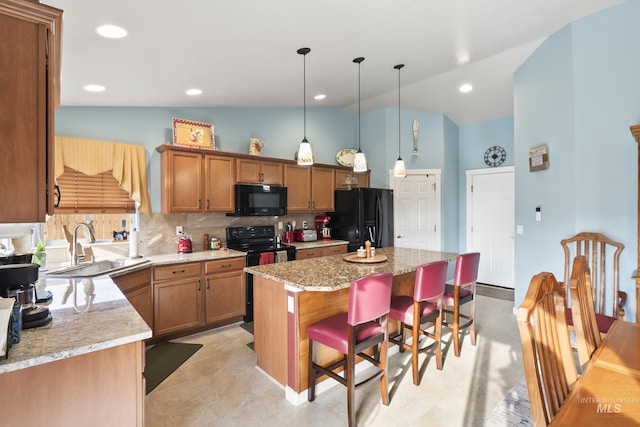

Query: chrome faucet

[71,223,96,265]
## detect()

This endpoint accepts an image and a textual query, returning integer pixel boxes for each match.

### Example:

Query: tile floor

[145,294,524,427]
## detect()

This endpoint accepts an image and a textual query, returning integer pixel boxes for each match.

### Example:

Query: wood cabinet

[112,267,153,330]
[152,257,245,338]
[335,169,370,189]
[0,1,62,223]
[153,262,203,336]
[204,257,245,324]
[157,145,235,213]
[284,164,336,212]
[296,244,348,260]
[236,157,283,185]
[0,341,145,426]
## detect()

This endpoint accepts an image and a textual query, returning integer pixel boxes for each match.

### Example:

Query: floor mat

[477,283,514,301]
[145,340,202,394]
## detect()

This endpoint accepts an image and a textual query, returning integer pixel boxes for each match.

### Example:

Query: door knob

[397,235,403,238]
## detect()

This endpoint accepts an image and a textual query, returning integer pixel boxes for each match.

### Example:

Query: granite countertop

[245,247,458,292]
[0,275,151,374]
[0,249,246,374]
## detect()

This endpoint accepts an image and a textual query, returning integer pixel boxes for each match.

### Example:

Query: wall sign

[529,145,549,172]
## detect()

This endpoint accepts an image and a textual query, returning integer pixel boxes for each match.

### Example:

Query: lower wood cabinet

[152,257,245,339]
[112,267,153,331]
[296,244,348,260]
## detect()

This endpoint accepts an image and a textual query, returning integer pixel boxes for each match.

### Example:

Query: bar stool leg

[308,338,316,402]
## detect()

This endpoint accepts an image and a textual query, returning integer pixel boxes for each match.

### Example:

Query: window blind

[55,166,135,213]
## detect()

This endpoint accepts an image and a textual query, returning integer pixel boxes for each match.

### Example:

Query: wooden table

[550,320,640,426]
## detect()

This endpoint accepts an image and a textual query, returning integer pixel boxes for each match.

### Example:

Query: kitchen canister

[210,237,221,250]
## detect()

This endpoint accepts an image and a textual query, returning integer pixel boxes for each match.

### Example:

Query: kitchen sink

[45,258,151,278]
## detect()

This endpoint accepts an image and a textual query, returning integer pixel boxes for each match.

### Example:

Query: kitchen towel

[259,252,274,265]
[275,251,288,263]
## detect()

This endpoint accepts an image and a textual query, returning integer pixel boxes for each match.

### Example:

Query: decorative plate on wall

[336,149,357,167]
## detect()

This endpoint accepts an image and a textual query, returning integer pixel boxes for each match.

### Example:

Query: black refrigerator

[330,188,394,252]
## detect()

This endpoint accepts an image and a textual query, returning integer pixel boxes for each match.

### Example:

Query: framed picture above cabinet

[172,118,215,150]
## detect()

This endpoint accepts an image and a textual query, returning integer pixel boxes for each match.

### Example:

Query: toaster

[294,229,317,242]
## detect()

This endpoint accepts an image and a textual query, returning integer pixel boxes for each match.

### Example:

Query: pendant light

[353,57,367,173]
[393,64,406,177]
[297,47,314,166]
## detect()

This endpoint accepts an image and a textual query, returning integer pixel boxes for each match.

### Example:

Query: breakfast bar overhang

[245,247,457,405]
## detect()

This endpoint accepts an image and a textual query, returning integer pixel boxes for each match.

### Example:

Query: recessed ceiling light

[314,94,326,100]
[186,88,202,96]
[83,84,106,92]
[459,83,473,93]
[96,24,128,39]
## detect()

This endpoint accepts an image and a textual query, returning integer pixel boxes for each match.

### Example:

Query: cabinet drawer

[205,257,245,274]
[153,262,202,281]
[324,245,348,256]
[295,248,322,260]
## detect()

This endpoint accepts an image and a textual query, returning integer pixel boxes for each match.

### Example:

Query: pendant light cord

[353,57,365,151]
[394,64,405,160]
[297,47,311,141]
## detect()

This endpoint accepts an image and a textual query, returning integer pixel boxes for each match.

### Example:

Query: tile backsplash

[139,212,320,256]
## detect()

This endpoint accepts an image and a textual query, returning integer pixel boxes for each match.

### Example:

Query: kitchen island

[0,273,152,426]
[245,246,457,405]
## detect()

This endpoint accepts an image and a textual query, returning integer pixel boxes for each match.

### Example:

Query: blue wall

[514,0,640,320]
[458,117,515,250]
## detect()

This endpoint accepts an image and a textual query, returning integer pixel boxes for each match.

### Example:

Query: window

[55,166,135,213]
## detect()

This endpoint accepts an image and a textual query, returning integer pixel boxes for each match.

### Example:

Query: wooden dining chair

[517,271,578,427]
[568,256,602,369]
[561,232,625,333]
[388,260,448,385]
[307,272,393,427]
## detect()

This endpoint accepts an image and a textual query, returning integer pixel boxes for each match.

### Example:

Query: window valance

[54,136,152,216]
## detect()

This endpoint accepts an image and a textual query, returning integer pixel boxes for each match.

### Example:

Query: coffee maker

[315,215,332,240]
[0,264,52,329]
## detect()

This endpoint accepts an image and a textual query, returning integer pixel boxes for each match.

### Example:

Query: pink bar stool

[388,260,448,385]
[443,252,480,357]
[307,271,393,427]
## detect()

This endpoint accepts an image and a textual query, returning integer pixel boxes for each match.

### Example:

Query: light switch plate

[516,225,524,235]
[176,226,183,235]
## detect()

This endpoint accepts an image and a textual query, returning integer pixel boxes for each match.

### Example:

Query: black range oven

[226,225,296,322]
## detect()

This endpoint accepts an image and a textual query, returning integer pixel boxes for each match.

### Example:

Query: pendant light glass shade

[297,47,314,166]
[393,64,406,177]
[353,57,367,173]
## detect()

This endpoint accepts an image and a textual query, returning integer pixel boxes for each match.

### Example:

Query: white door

[391,170,441,251]
[466,167,515,288]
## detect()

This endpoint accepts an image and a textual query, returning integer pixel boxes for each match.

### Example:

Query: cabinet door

[153,277,203,336]
[335,169,370,189]
[236,158,262,183]
[205,270,245,324]
[204,154,235,212]
[284,164,311,211]
[311,166,335,211]
[259,160,284,185]
[0,13,49,223]
[126,286,153,331]
[161,150,202,213]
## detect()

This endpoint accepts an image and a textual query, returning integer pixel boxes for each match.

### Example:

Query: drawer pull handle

[173,269,186,274]
[221,263,231,268]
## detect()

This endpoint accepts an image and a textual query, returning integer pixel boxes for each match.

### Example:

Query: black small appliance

[0,263,52,329]
[226,225,296,322]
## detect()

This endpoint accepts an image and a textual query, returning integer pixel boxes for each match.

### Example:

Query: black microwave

[233,184,287,216]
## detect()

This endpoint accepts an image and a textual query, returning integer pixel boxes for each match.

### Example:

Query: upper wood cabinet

[0,1,62,223]
[335,169,370,189]
[157,145,235,213]
[284,163,335,212]
[236,157,283,185]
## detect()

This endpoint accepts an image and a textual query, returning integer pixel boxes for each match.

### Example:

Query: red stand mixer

[315,215,332,240]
